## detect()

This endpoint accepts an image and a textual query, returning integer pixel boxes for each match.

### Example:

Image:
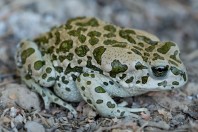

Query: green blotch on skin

[87,99,92,104]
[142,57,148,62]
[41,51,45,56]
[46,67,52,73]
[110,60,128,78]
[136,80,141,84]
[119,74,127,80]
[58,55,67,62]
[143,53,149,62]
[77,27,87,32]
[59,40,73,53]
[61,76,69,84]
[87,31,101,37]
[68,30,80,36]
[54,98,59,102]
[86,56,103,74]
[103,39,119,45]
[75,45,89,57]
[109,81,114,85]
[34,60,45,70]
[157,42,176,54]
[141,76,148,84]
[64,24,72,29]
[19,42,25,48]
[119,29,136,44]
[135,62,148,70]
[137,35,158,45]
[170,50,181,64]
[127,36,136,43]
[64,64,83,74]
[104,25,116,32]
[78,34,86,43]
[103,82,108,86]
[34,35,49,45]
[56,76,60,81]
[90,74,95,78]
[21,48,35,64]
[25,74,32,80]
[83,73,89,77]
[120,111,125,117]
[77,76,81,82]
[158,81,167,87]
[144,52,150,57]
[77,59,82,64]
[93,46,106,65]
[47,77,55,82]
[103,33,116,38]
[66,53,74,61]
[119,29,136,36]
[65,87,71,92]
[27,64,32,75]
[138,42,144,47]
[89,37,99,45]
[112,43,127,48]
[172,81,179,85]
[55,31,61,45]
[55,66,63,73]
[96,99,103,104]
[64,54,74,61]
[133,46,143,51]
[42,91,46,97]
[47,46,54,54]
[131,48,142,56]
[170,66,182,75]
[182,73,187,82]
[42,73,47,79]
[47,31,53,38]
[153,53,164,61]
[76,18,99,27]
[95,86,106,93]
[107,101,116,108]
[86,81,91,85]
[71,74,77,81]
[48,91,54,95]
[125,76,134,83]
[145,45,155,52]
[81,86,85,91]
[52,54,57,60]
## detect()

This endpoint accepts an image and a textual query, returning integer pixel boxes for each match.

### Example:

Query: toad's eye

[151,65,169,77]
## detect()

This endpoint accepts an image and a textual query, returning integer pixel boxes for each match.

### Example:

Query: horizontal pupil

[152,66,168,77]
[157,68,165,72]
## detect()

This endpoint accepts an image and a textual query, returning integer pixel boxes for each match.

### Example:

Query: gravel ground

[0,0,198,131]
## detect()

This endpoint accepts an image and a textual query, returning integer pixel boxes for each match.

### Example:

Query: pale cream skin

[15,17,187,118]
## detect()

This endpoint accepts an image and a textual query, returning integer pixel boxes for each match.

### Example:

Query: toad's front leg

[15,40,77,116]
[75,72,148,118]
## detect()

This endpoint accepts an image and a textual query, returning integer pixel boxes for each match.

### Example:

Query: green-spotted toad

[15,17,187,118]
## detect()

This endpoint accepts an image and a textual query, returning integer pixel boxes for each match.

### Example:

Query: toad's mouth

[131,86,174,92]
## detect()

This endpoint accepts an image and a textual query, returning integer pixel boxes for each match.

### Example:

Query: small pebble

[25,121,45,132]
[10,107,18,118]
